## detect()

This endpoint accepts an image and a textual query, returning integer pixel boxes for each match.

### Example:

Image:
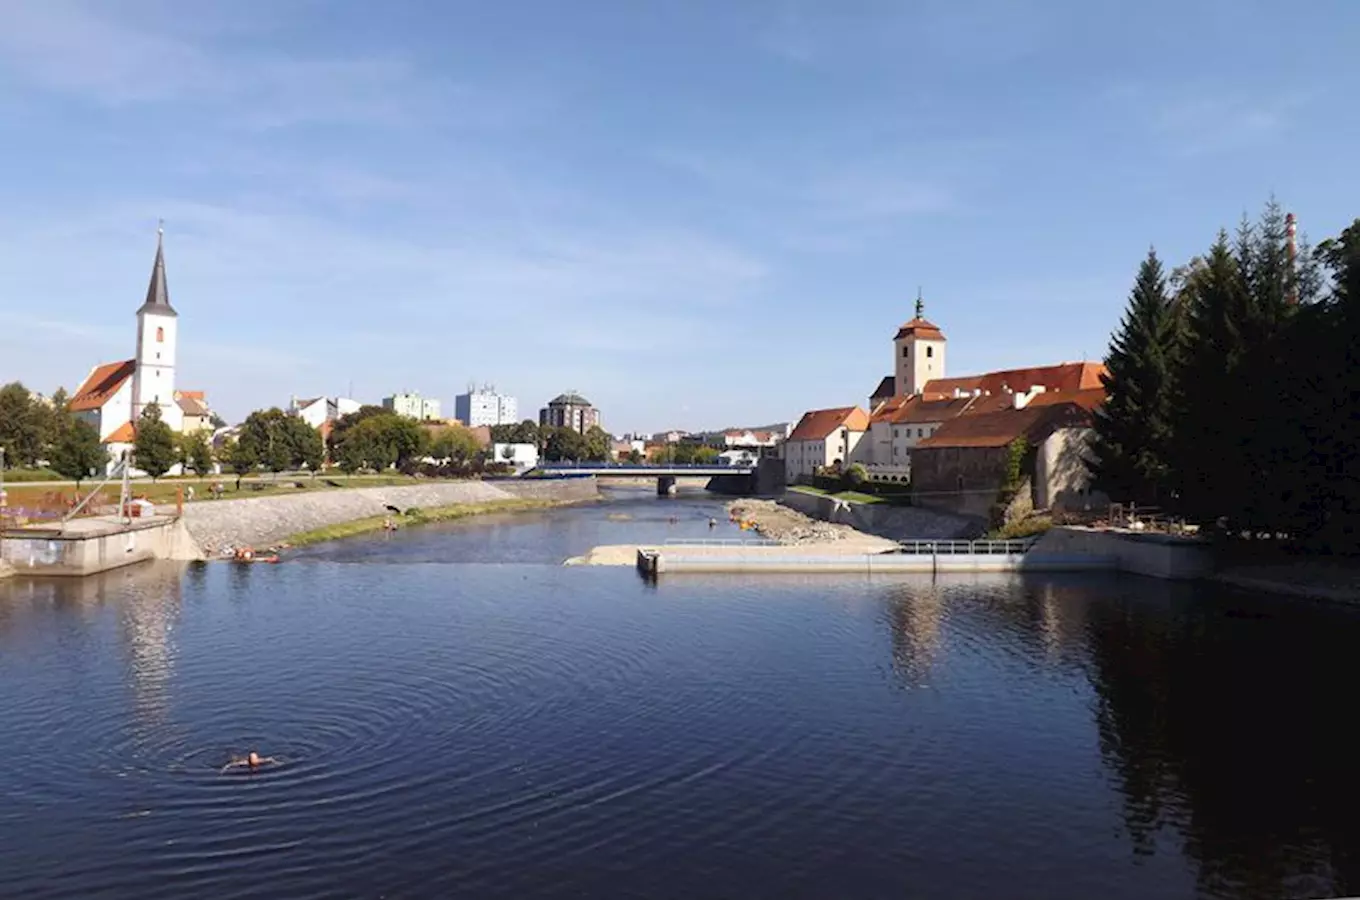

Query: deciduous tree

[49,418,107,486]
[133,404,177,480]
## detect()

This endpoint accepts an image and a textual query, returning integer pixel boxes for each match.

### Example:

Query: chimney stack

[1286,212,1299,305]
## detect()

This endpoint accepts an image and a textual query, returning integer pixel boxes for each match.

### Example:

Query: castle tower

[131,226,184,430]
[893,290,946,396]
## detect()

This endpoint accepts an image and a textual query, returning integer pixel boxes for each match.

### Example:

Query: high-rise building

[539,392,600,434]
[383,391,442,421]
[454,385,518,427]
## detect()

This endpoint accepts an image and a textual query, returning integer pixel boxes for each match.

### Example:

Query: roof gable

[70,359,136,411]
[788,406,869,441]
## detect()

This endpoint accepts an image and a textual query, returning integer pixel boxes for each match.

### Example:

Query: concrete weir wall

[1,516,202,576]
[779,489,975,540]
[1031,526,1213,580]
[181,477,599,554]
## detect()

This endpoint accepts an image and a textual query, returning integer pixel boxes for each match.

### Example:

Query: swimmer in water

[220,751,278,773]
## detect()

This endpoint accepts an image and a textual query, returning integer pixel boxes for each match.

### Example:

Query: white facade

[896,330,946,398]
[455,389,518,427]
[783,431,868,482]
[384,392,442,421]
[291,396,362,429]
[132,308,182,429]
[492,442,539,471]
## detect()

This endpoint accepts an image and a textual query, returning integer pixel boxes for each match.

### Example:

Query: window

[156,326,164,343]
[926,346,933,358]
[917,428,923,437]
[902,346,909,357]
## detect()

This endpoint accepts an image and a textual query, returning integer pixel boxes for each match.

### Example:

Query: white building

[893,294,947,397]
[782,407,870,482]
[492,442,538,471]
[383,392,442,421]
[455,386,518,427]
[290,396,362,430]
[69,228,205,470]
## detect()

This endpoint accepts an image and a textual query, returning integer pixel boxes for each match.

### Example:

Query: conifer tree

[1091,249,1177,505]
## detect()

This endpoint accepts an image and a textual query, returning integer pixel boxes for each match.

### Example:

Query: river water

[3,488,1359,899]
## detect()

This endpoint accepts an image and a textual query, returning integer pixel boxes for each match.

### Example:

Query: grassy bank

[282,498,580,547]
[2,474,456,514]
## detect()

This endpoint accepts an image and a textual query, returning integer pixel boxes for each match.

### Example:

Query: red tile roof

[890,395,977,424]
[917,398,1097,449]
[70,359,135,412]
[176,393,210,416]
[894,317,946,341]
[921,361,1106,398]
[869,395,911,423]
[106,421,136,443]
[788,407,870,442]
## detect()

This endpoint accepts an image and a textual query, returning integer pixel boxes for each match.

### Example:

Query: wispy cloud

[0,0,500,130]
[1104,82,1312,157]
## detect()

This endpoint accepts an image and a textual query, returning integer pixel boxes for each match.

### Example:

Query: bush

[842,463,868,490]
[1,467,64,482]
[989,515,1053,540]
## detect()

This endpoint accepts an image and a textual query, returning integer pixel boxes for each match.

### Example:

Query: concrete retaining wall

[779,489,976,540]
[0,515,200,576]
[1031,526,1213,580]
[182,478,599,553]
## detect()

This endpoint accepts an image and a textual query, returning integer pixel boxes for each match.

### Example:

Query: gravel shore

[726,498,874,545]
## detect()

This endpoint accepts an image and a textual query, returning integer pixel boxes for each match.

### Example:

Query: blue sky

[2,0,1358,432]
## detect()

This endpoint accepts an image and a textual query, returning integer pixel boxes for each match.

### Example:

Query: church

[68,229,212,471]
[783,294,1109,518]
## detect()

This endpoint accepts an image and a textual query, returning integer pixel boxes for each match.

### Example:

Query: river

[3,487,1359,899]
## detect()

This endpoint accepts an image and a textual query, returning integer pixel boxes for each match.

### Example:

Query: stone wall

[779,489,976,540]
[182,478,599,553]
[910,444,1010,519]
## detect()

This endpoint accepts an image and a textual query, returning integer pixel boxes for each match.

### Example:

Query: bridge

[529,462,756,496]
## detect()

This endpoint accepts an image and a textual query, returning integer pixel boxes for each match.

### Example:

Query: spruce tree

[1169,232,1252,525]
[1091,249,1177,505]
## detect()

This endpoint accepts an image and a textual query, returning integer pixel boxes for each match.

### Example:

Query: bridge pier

[657,476,677,497]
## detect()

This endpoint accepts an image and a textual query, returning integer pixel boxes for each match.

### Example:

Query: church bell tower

[131,225,184,430]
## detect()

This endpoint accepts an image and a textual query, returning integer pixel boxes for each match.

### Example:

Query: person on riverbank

[220,751,278,773]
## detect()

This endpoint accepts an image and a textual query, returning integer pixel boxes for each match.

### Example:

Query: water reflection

[117,565,183,727]
[1084,580,1360,899]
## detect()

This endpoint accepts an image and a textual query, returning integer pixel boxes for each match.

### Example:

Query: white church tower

[130,226,184,430]
[893,291,947,396]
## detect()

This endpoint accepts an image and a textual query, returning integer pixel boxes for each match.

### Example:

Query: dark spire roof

[136,225,177,318]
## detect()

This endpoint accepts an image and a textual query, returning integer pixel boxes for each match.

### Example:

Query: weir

[0,515,201,576]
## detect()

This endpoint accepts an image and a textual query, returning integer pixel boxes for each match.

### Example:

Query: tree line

[1091,200,1360,550]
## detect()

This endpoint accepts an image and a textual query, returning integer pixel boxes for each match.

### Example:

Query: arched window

[156,326,164,343]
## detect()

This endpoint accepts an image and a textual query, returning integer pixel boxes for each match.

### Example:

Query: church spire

[915,286,924,320]
[137,221,177,318]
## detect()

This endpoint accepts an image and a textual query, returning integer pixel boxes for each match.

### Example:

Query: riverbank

[182,478,600,554]
[726,497,877,544]
[0,560,13,580]
[285,498,584,547]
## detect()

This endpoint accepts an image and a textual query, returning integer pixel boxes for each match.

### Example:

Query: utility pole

[120,451,132,524]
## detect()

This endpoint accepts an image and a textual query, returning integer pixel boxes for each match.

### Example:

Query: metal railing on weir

[662,537,779,547]
[896,538,1040,556]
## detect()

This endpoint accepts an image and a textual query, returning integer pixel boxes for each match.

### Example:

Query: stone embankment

[776,490,976,541]
[726,498,871,544]
[0,560,14,580]
[182,478,598,555]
